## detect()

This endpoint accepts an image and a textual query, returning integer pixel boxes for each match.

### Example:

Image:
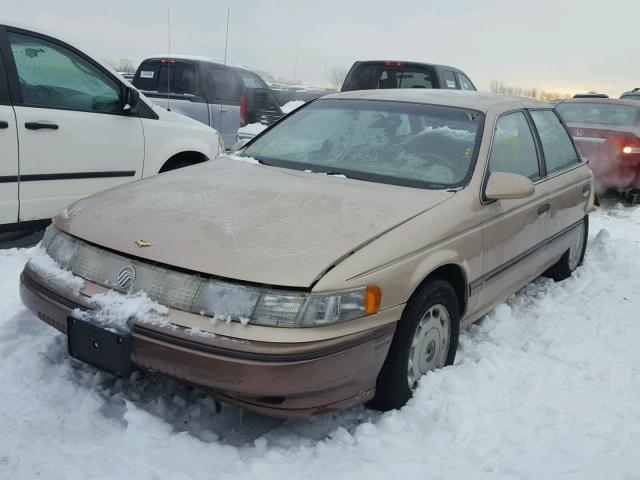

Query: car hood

[55,157,454,288]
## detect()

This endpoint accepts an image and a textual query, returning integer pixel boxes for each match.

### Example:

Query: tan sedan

[20,90,594,418]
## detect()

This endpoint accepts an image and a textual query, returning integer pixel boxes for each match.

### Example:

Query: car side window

[204,66,241,103]
[8,32,121,113]
[157,62,200,97]
[530,110,581,174]
[489,111,540,180]
[441,70,457,89]
[456,73,475,91]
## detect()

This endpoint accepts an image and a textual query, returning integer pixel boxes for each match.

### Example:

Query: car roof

[352,60,465,72]
[146,54,252,71]
[321,89,547,113]
[557,98,640,108]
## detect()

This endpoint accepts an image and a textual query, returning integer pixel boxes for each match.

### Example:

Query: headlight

[193,284,381,327]
[301,286,381,326]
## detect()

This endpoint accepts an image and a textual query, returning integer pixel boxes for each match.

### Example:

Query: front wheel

[544,215,589,281]
[368,278,460,411]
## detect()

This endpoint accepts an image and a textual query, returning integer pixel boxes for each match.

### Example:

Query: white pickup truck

[0,23,222,234]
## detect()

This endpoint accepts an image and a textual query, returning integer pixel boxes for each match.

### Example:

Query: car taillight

[160,59,176,64]
[606,133,640,154]
[240,94,247,127]
[383,60,406,67]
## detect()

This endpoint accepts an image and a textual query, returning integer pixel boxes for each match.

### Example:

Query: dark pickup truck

[341,60,476,92]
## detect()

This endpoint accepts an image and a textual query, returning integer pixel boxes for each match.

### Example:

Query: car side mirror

[123,87,140,114]
[485,172,535,200]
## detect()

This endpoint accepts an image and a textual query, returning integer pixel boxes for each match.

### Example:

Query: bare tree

[104,57,137,73]
[491,79,571,101]
[329,66,348,91]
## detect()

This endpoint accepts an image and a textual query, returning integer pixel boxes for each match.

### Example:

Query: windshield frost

[242,99,483,188]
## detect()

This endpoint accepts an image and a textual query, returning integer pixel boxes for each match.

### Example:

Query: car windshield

[556,102,639,127]
[622,94,640,101]
[241,99,484,189]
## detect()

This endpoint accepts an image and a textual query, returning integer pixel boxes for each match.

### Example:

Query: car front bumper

[20,264,395,418]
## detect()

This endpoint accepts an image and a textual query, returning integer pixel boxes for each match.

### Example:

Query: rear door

[4,27,144,221]
[477,111,550,311]
[0,30,18,225]
[134,59,210,126]
[529,109,590,262]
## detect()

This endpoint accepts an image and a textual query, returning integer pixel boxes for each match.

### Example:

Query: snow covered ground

[1,204,640,479]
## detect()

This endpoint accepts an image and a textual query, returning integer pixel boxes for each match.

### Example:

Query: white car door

[0,104,18,225]
[5,28,144,221]
[0,43,19,225]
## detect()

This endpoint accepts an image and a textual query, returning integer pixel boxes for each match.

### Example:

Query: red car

[556,99,640,192]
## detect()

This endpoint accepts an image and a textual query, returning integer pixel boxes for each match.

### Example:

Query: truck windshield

[242,99,484,189]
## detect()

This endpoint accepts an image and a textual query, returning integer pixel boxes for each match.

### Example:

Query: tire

[368,278,460,411]
[544,215,589,282]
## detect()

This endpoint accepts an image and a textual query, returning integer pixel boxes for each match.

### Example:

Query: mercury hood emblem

[116,266,136,290]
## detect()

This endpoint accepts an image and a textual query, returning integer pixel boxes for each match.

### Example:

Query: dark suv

[341,60,476,92]
[133,55,283,146]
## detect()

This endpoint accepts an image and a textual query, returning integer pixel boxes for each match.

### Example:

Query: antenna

[166,9,171,111]
[219,9,230,138]
[223,8,230,66]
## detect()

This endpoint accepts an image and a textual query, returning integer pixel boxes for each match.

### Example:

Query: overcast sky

[2,0,638,95]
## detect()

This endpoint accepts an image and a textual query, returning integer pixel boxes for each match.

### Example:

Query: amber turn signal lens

[365,285,382,315]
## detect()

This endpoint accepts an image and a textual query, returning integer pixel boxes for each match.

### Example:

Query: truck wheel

[368,278,460,411]
[544,216,588,281]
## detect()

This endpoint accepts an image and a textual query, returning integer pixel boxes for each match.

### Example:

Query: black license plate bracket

[67,316,134,378]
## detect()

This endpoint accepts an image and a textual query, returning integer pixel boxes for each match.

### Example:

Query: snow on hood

[54,157,453,287]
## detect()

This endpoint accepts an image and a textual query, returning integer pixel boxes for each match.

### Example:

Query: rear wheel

[544,216,588,281]
[369,278,460,411]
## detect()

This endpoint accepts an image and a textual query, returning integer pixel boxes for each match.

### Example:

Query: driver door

[4,27,143,221]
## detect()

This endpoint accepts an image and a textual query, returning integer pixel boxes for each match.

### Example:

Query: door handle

[537,203,550,216]
[220,109,228,114]
[582,184,591,196]
[0,121,8,129]
[25,122,59,130]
